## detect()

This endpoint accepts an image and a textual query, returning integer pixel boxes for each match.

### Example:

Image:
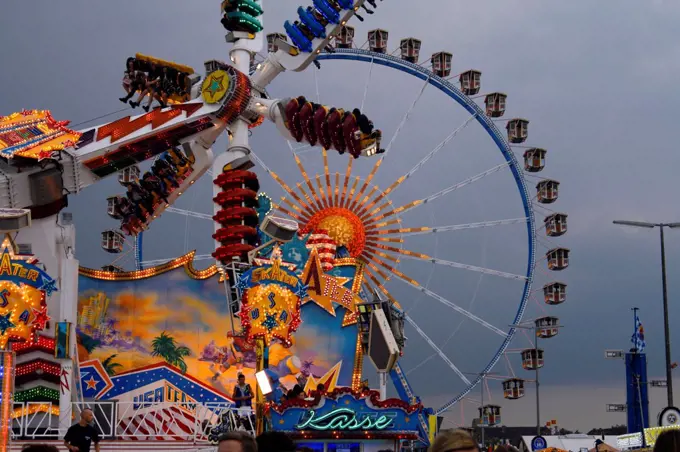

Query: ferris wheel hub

[304,207,366,258]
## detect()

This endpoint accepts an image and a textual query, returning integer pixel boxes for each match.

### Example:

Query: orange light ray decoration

[271,145,472,317]
[322,148,332,206]
[0,234,55,350]
[340,157,353,208]
[334,172,340,207]
[237,255,305,347]
[0,110,81,160]
[273,149,459,295]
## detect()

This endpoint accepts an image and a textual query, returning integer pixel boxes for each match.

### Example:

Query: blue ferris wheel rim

[317,48,537,414]
[134,47,538,414]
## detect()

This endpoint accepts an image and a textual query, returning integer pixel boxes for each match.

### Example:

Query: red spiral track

[212,169,260,263]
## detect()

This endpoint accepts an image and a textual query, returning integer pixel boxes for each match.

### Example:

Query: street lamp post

[511,321,563,436]
[462,371,501,448]
[613,220,680,407]
[512,323,542,436]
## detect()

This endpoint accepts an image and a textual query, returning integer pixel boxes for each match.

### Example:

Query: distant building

[518,434,619,452]
[473,425,550,448]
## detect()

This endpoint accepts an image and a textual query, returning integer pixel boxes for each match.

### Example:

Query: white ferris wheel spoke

[248,149,292,197]
[361,57,375,111]
[390,273,509,338]
[166,207,213,220]
[404,353,436,376]
[109,249,133,267]
[371,163,510,221]
[383,77,430,156]
[398,254,527,281]
[422,163,510,204]
[398,114,477,186]
[293,144,314,155]
[140,254,214,267]
[405,314,471,385]
[384,217,529,237]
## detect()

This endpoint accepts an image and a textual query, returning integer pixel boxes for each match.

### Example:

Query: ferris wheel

[96,9,569,421]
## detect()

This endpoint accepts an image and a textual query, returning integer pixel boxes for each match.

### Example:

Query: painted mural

[76,252,362,402]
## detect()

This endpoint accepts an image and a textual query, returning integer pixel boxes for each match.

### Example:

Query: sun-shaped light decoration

[304,207,365,257]
[270,149,436,303]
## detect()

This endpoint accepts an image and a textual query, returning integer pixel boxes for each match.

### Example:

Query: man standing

[63,408,100,452]
[232,373,254,408]
[217,432,257,452]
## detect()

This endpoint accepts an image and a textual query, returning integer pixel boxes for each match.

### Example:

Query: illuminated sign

[300,248,361,318]
[295,408,395,431]
[237,255,306,347]
[0,234,55,349]
[133,381,197,413]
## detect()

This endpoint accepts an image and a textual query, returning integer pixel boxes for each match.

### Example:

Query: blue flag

[632,314,646,352]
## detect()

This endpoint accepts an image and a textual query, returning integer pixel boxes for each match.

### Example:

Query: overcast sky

[3,0,680,431]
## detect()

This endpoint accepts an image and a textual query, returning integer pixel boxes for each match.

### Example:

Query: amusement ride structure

[0,0,569,448]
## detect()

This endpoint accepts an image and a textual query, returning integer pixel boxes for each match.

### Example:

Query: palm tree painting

[101,354,123,376]
[151,331,191,374]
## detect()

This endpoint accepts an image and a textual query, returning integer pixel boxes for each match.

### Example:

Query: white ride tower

[0,0,381,433]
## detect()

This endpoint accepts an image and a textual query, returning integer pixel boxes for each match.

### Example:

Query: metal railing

[10,401,255,442]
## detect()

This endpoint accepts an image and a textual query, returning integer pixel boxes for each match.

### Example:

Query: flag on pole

[632,314,646,352]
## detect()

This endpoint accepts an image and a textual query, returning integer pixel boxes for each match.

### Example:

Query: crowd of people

[216,431,397,452]
[17,422,680,451]
[114,147,193,234]
[119,56,192,112]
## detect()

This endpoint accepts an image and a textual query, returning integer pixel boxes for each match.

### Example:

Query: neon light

[295,408,395,431]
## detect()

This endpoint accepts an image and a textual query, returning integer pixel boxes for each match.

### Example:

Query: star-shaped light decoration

[61,139,76,149]
[0,234,37,264]
[201,70,230,104]
[30,306,50,330]
[301,248,361,320]
[236,272,252,292]
[0,311,15,335]
[262,313,279,332]
[303,361,342,393]
[294,282,309,301]
[39,279,58,297]
[209,77,224,95]
[37,150,54,161]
